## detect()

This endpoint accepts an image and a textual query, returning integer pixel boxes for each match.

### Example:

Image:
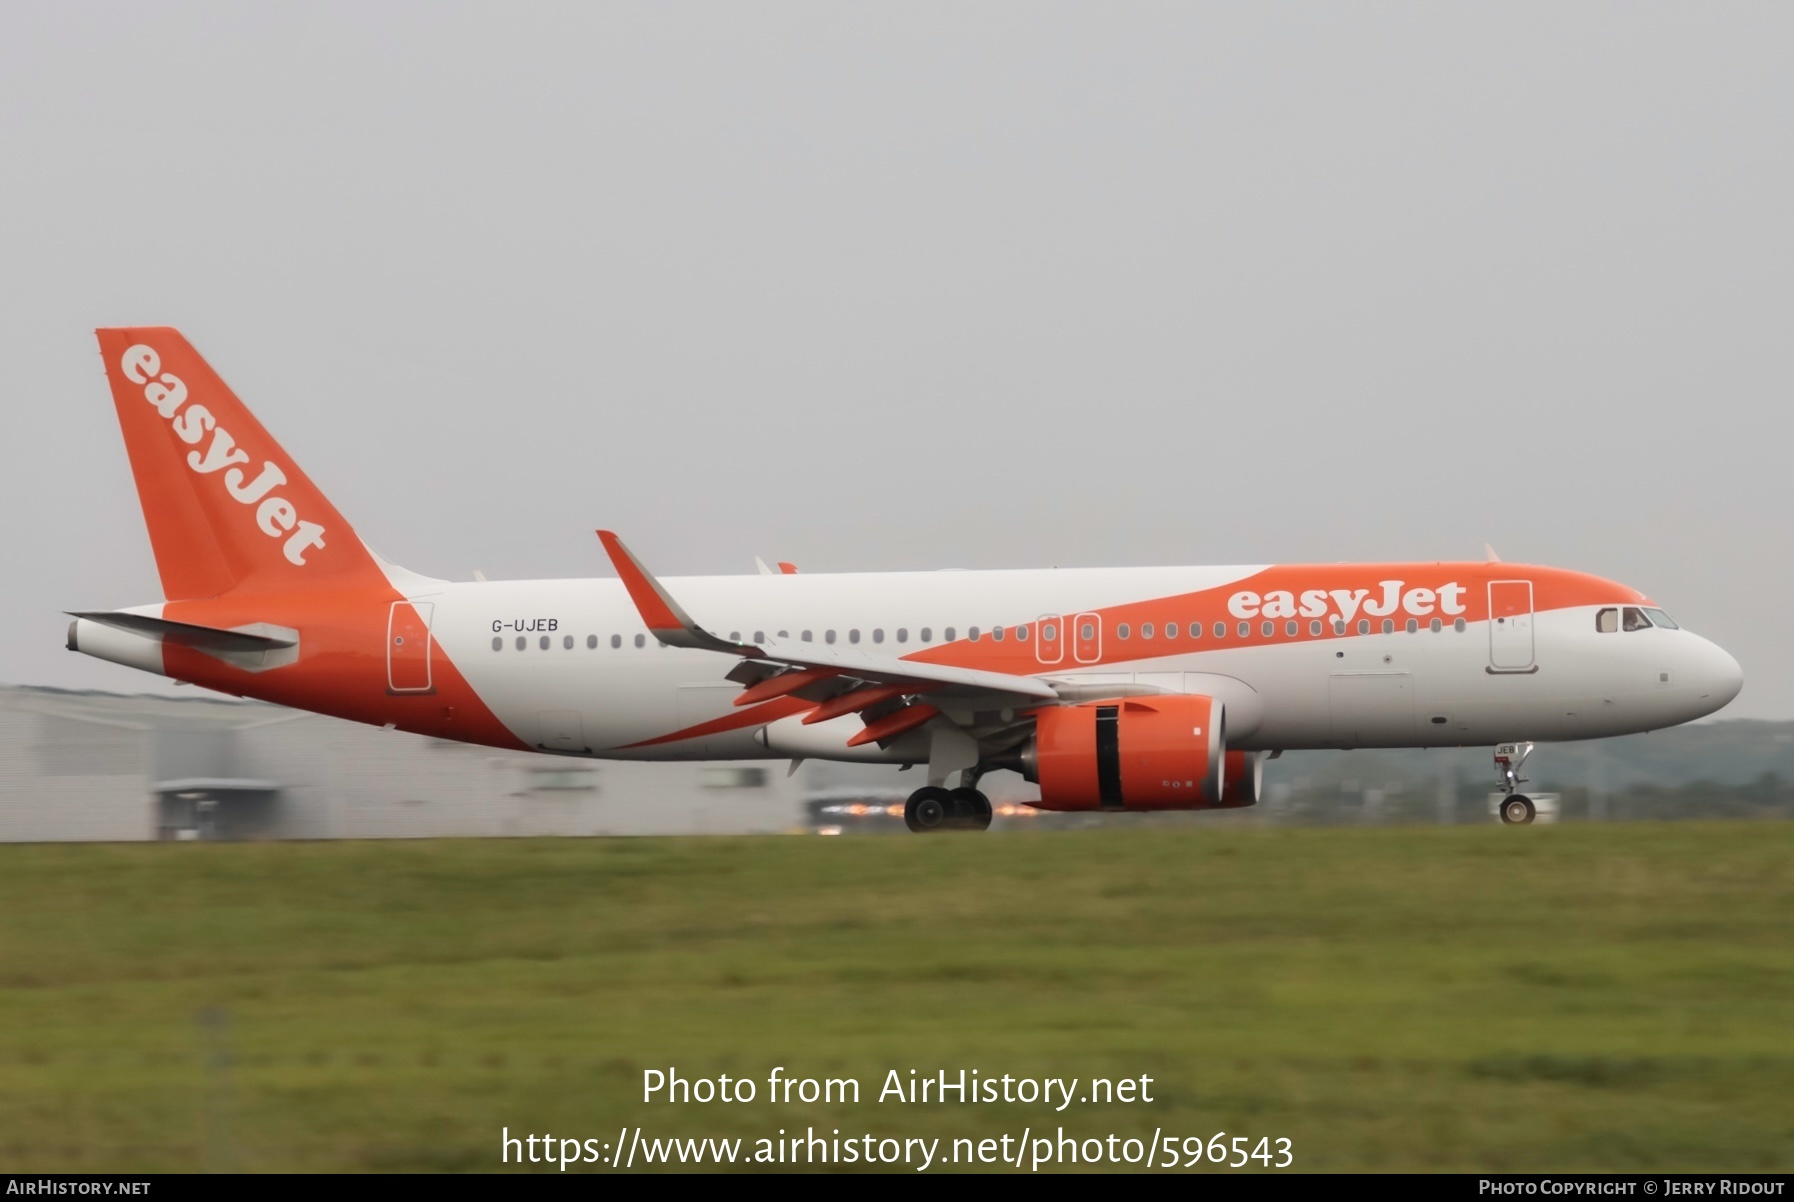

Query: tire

[948,787,993,832]
[1500,795,1537,826]
[904,787,953,833]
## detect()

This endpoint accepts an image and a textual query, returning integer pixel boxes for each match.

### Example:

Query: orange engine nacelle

[1022,695,1227,812]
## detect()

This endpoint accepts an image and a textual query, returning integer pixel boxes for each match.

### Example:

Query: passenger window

[611,634,622,649]
[1190,623,1201,639]
[1405,619,1417,634]
[635,634,646,648]
[1309,620,1321,636]
[1357,619,1370,635]
[1261,621,1274,637]
[1012,626,1024,642]
[1333,619,1346,635]
[898,628,910,643]
[825,630,836,644]
[1117,624,1130,639]
[588,635,598,649]
[850,629,860,643]
[1381,619,1394,635]
[1080,622,1095,641]
[539,635,550,650]
[1429,618,1441,633]
[1041,623,1055,642]
[874,629,885,643]
[1623,606,1651,632]
[777,630,789,639]
[754,631,764,644]
[491,636,502,651]
[516,636,527,650]
[1596,608,1618,633]
[802,630,813,642]
[1164,623,1178,639]
[1141,622,1154,639]
[1454,618,1466,632]
[921,627,933,642]
[563,634,574,649]
[1237,622,1249,638]
[1286,620,1298,636]
[946,627,958,642]
[1214,622,1225,639]
[991,626,1003,642]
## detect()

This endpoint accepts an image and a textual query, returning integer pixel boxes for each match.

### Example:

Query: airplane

[68,328,1744,831]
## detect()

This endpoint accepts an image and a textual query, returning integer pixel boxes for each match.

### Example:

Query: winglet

[1484,542,1502,564]
[597,531,761,656]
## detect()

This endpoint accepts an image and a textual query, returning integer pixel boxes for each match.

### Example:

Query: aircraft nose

[1696,637,1744,711]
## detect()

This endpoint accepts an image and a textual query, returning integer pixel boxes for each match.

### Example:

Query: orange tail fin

[96,327,386,599]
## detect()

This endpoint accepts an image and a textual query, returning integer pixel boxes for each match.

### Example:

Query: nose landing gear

[1494,742,1537,825]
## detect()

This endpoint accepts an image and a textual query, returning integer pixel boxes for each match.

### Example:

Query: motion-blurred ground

[1,822,1790,1172]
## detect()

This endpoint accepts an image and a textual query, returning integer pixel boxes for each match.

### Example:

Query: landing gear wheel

[904,787,953,833]
[1500,795,1537,826]
[948,787,993,832]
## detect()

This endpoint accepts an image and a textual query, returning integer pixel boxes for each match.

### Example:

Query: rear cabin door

[387,601,434,693]
[1487,580,1536,671]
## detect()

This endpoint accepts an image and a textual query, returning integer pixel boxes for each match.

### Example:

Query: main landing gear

[903,785,993,833]
[1494,741,1537,826]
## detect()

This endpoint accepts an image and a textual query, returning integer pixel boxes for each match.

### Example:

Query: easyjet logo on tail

[120,345,327,566]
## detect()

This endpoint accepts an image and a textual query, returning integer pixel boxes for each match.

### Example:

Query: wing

[597,531,1058,725]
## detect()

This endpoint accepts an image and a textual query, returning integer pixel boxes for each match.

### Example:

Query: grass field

[1,822,1791,1173]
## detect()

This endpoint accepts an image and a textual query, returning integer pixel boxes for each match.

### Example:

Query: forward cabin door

[1487,580,1536,672]
[387,601,435,693]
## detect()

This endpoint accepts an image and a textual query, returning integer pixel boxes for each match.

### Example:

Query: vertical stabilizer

[96,327,388,599]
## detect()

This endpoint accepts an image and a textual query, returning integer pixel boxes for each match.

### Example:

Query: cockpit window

[1622,606,1652,632]
[1644,608,1679,630]
[1596,607,1618,633]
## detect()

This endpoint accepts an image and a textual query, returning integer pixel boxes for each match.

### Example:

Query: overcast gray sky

[3,3,1790,716]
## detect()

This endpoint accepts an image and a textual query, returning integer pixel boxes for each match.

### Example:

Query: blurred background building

[3,682,1792,841]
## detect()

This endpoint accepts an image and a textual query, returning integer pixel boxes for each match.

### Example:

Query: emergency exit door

[1072,613,1102,664]
[1487,581,1535,672]
[387,601,435,693]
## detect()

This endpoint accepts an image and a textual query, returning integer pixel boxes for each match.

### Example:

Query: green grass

[1,822,1791,1172]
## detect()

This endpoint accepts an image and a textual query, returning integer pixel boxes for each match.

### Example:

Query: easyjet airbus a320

[69,328,1743,830]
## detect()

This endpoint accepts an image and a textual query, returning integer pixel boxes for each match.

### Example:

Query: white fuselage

[404,565,1741,762]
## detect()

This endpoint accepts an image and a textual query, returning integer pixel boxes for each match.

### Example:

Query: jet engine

[1218,749,1264,808]
[1003,695,1234,811]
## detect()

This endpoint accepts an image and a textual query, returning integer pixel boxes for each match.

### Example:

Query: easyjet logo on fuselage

[120,345,327,566]
[1227,581,1469,623]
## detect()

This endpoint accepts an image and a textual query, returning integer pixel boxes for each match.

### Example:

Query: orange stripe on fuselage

[893,563,1646,678]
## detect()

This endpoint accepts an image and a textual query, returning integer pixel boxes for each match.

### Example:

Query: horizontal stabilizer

[67,611,297,654]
